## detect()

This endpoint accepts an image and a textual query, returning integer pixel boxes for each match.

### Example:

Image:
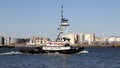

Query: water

[0,46,120,68]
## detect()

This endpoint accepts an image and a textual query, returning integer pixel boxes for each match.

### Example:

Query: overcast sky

[0,0,120,39]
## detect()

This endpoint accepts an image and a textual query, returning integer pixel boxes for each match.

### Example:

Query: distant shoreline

[0,44,120,48]
[83,45,120,48]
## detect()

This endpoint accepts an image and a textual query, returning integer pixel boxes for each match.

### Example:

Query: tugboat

[20,5,84,54]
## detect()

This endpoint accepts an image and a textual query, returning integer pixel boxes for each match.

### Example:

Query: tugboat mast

[61,5,63,19]
[56,4,70,42]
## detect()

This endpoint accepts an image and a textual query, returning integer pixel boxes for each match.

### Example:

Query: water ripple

[0,47,120,68]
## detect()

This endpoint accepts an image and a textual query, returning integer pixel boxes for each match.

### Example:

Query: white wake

[0,51,23,55]
[79,50,89,54]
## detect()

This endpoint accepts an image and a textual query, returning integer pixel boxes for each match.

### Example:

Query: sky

[0,0,120,39]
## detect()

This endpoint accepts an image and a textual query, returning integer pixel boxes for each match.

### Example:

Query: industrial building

[0,36,4,45]
[26,36,50,46]
[84,33,95,45]
[107,36,120,44]
[0,36,12,46]
[68,34,75,45]
[78,34,85,44]
[4,36,11,45]
[26,36,40,45]
[68,33,95,45]
[10,38,26,46]
[35,38,49,46]
[0,33,95,46]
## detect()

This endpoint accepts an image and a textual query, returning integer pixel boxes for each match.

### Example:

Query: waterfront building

[74,34,79,44]
[107,36,116,44]
[68,33,95,45]
[35,37,44,46]
[95,37,102,42]
[95,37,103,45]
[10,38,17,45]
[31,36,39,43]
[84,33,95,45]
[68,34,75,45]
[4,36,11,45]
[36,38,50,46]
[42,38,49,45]
[26,36,39,45]
[10,38,26,46]
[26,37,50,46]
[36,39,41,46]
[107,36,120,44]
[0,36,4,45]
[26,38,36,45]
[78,34,85,44]
[116,37,120,42]
[68,34,80,45]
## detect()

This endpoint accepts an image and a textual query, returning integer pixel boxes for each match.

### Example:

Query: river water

[0,46,120,68]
